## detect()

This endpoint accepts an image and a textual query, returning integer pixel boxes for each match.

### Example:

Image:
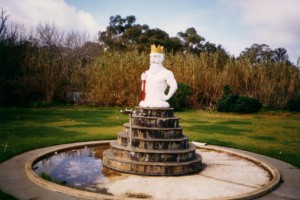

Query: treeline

[0,12,299,109]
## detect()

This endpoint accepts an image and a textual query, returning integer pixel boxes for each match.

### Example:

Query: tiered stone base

[103,107,202,176]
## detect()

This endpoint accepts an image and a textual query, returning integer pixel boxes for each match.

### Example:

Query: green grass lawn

[0,106,299,168]
[179,110,300,168]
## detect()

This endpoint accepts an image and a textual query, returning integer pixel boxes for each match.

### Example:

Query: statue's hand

[141,72,147,80]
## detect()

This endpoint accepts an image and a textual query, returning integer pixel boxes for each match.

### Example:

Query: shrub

[235,96,262,113]
[216,94,239,112]
[217,85,262,113]
[286,97,300,112]
[168,82,192,111]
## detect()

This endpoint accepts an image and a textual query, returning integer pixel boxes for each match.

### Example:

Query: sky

[1,0,300,64]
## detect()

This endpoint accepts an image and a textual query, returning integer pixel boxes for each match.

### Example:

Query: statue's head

[150,44,164,64]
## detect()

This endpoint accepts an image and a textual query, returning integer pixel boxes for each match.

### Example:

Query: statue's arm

[141,71,147,81]
[165,73,178,100]
[141,71,147,89]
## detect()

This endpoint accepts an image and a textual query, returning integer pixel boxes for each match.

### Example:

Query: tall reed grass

[85,51,148,106]
[84,50,299,109]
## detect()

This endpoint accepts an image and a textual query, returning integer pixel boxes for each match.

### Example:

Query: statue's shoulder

[162,68,174,78]
[161,67,171,73]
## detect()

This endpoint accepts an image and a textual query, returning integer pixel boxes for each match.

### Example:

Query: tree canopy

[98,15,228,56]
[238,43,292,65]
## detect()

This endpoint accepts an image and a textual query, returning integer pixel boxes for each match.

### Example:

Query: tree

[64,30,90,49]
[98,15,229,55]
[166,37,183,53]
[273,47,290,63]
[36,22,63,48]
[0,7,9,40]
[143,28,169,46]
[99,15,182,53]
[177,27,205,54]
[123,24,149,46]
[238,44,292,65]
[99,15,147,50]
[202,41,217,53]
[238,43,274,64]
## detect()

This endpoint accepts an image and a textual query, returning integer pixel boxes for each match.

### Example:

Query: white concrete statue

[139,45,178,108]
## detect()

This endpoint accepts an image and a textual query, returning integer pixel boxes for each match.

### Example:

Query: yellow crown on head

[151,44,164,54]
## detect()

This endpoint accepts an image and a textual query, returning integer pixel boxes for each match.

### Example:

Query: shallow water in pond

[33,145,115,193]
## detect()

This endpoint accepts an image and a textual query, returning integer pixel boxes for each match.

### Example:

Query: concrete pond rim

[25,140,281,200]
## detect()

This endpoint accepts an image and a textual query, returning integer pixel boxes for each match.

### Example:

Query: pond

[33,144,116,194]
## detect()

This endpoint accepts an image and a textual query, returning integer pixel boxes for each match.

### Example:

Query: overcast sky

[1,0,300,64]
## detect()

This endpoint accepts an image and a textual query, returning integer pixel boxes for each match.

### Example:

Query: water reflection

[33,145,111,192]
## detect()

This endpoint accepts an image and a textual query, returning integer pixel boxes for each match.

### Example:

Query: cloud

[1,0,100,37]
[226,0,300,63]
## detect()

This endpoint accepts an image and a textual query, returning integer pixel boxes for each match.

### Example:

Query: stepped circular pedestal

[103,107,203,175]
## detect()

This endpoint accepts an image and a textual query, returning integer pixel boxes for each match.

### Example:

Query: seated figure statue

[139,44,178,108]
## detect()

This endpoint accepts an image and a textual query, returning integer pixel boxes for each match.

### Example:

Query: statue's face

[150,53,164,64]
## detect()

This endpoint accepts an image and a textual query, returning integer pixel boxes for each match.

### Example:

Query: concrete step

[135,106,174,118]
[124,123,183,130]
[132,117,180,128]
[110,140,196,154]
[103,149,202,176]
[117,132,189,150]
[117,131,188,142]
[103,149,202,166]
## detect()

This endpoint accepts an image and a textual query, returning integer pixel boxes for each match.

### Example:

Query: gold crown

[151,44,164,54]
